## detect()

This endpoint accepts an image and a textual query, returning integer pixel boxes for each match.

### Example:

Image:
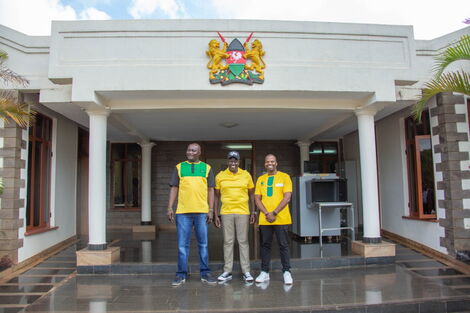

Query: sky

[0,0,468,39]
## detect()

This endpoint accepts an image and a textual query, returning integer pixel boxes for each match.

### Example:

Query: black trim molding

[88,243,107,251]
[363,237,382,244]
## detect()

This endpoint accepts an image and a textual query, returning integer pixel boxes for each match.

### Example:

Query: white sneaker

[255,271,270,283]
[255,281,269,290]
[217,272,232,282]
[243,272,254,282]
[283,271,293,285]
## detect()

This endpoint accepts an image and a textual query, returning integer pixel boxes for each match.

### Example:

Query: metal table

[310,202,355,247]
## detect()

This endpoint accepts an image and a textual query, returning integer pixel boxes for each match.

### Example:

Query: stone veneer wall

[0,118,26,264]
[430,93,470,262]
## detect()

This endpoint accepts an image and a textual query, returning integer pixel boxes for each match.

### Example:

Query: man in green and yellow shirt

[254,154,293,285]
[214,151,255,282]
[167,143,216,286]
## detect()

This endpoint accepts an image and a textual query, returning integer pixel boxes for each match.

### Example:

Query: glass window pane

[126,161,140,207]
[127,144,141,160]
[309,143,322,155]
[33,141,42,227]
[112,144,125,160]
[42,143,51,225]
[419,138,435,215]
[26,142,33,226]
[323,142,337,155]
[35,114,43,138]
[407,142,418,216]
[113,161,124,206]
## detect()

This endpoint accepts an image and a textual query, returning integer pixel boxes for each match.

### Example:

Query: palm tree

[0,49,34,128]
[412,34,470,121]
[0,49,35,195]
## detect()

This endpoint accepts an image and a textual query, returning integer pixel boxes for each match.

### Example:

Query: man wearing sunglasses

[254,154,293,285]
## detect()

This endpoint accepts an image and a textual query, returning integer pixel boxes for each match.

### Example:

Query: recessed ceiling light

[224,144,252,150]
[219,122,239,128]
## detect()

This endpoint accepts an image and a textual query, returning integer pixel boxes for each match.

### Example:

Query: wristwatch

[272,211,277,216]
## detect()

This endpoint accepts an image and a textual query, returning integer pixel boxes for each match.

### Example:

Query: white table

[310,202,355,247]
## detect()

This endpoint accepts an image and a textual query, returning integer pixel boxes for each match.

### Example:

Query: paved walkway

[0,242,469,312]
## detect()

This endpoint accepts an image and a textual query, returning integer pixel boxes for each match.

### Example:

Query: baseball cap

[227,151,240,160]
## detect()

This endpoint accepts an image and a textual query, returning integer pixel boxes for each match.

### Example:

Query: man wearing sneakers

[254,154,294,285]
[214,151,256,283]
[167,143,217,286]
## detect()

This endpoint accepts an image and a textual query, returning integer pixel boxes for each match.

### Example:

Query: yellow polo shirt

[215,168,254,215]
[255,171,292,225]
[173,161,214,214]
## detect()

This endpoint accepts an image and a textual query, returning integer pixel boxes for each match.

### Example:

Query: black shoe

[171,276,186,287]
[201,273,217,285]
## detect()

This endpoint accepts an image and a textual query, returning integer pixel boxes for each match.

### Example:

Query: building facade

[0,20,469,266]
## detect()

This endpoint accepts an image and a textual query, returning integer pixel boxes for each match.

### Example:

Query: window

[110,143,141,209]
[404,111,436,219]
[26,113,53,230]
[307,142,338,173]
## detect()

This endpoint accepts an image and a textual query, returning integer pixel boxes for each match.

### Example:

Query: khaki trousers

[221,214,250,273]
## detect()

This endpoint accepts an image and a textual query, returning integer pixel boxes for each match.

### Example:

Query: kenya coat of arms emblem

[206,32,265,85]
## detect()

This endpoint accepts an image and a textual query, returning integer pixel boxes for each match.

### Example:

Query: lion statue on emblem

[206,39,229,79]
[244,39,266,80]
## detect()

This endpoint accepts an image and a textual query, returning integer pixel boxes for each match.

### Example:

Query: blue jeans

[176,213,210,278]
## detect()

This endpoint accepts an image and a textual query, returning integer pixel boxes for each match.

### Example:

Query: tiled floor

[0,246,77,313]
[0,235,468,312]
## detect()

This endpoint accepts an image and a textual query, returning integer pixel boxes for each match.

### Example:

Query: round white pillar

[296,141,311,175]
[139,142,155,224]
[141,240,152,263]
[87,110,109,250]
[356,109,381,242]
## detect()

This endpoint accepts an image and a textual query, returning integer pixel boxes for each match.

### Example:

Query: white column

[87,110,109,250]
[356,109,381,242]
[141,240,152,263]
[139,142,155,224]
[296,141,311,175]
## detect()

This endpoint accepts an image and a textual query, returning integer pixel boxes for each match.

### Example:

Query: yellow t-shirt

[255,171,293,225]
[215,168,254,215]
[175,161,212,214]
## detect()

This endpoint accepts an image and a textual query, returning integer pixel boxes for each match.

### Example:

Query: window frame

[404,111,437,220]
[26,112,53,232]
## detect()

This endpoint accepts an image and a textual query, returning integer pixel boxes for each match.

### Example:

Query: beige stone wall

[0,118,26,264]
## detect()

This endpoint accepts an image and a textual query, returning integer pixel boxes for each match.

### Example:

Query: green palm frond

[0,51,29,86]
[0,90,36,128]
[412,70,470,121]
[433,35,470,78]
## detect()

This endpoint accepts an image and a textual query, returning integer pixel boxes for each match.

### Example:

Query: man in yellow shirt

[167,143,216,286]
[214,151,256,283]
[254,154,293,285]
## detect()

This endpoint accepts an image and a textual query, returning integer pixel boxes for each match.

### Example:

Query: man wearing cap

[167,143,217,286]
[214,151,256,283]
[254,154,293,285]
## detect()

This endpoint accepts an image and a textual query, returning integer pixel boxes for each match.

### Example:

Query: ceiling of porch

[41,89,413,142]
[108,108,355,142]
